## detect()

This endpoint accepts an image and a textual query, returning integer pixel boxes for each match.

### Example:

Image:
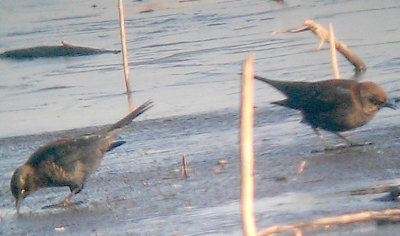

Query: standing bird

[254,76,395,150]
[10,100,152,213]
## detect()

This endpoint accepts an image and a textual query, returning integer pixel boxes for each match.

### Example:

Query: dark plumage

[10,100,152,213]
[254,76,395,149]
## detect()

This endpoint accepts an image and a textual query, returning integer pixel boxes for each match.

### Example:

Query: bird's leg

[62,193,73,207]
[312,127,331,150]
[62,185,83,207]
[41,186,83,209]
[333,132,373,147]
[333,132,355,146]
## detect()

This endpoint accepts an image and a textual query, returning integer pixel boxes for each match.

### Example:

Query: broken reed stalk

[329,23,340,79]
[297,160,306,174]
[182,154,188,178]
[240,53,257,236]
[272,19,366,72]
[118,0,134,110]
[257,208,400,236]
[304,20,366,72]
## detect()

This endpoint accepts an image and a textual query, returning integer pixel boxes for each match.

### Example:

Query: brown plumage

[10,100,152,213]
[254,76,395,149]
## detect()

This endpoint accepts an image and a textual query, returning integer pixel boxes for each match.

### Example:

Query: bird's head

[10,165,37,213]
[358,81,396,114]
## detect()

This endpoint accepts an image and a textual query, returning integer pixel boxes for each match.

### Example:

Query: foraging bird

[254,76,396,150]
[10,100,152,213]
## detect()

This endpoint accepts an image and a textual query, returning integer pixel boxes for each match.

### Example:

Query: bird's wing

[25,134,108,186]
[279,80,353,113]
[26,134,104,168]
[26,100,153,172]
[308,80,354,110]
[254,76,356,113]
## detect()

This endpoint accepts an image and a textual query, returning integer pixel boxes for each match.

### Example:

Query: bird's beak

[16,196,22,214]
[384,100,397,110]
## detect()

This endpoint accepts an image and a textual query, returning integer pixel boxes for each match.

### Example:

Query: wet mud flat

[1,106,400,235]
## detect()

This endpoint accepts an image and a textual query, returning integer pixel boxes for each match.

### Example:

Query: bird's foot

[312,142,373,153]
[349,141,373,147]
[42,201,84,209]
[323,144,348,152]
[311,144,347,153]
[333,132,373,148]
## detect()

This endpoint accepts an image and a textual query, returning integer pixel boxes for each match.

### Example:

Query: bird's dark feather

[26,135,103,167]
[255,76,355,114]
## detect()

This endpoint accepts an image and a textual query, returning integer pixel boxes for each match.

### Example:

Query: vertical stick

[118,0,134,110]
[328,23,340,79]
[240,53,257,236]
[182,153,188,178]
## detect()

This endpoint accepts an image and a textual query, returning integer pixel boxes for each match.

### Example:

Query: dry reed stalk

[329,23,340,79]
[297,160,306,174]
[240,54,257,236]
[118,0,134,110]
[272,19,366,72]
[182,154,188,178]
[257,208,400,236]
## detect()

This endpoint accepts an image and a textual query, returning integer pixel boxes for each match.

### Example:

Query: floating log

[0,41,120,59]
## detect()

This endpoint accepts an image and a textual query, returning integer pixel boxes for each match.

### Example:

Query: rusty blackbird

[10,100,152,213]
[254,76,396,150]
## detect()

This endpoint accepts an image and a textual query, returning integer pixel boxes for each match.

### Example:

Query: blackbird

[10,100,152,213]
[254,76,396,149]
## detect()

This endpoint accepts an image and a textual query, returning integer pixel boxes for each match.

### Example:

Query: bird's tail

[107,141,126,152]
[254,75,287,88]
[254,75,298,95]
[108,100,153,132]
[254,75,274,84]
[95,100,152,152]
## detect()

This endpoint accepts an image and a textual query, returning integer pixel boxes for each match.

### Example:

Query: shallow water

[1,0,400,235]
[1,0,400,138]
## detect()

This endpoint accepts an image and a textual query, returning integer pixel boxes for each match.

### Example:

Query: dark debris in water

[0,41,120,60]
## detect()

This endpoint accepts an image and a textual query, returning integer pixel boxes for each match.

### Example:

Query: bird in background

[254,76,396,150]
[10,100,153,213]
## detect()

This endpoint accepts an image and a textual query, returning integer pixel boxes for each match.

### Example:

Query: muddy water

[1,0,400,235]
